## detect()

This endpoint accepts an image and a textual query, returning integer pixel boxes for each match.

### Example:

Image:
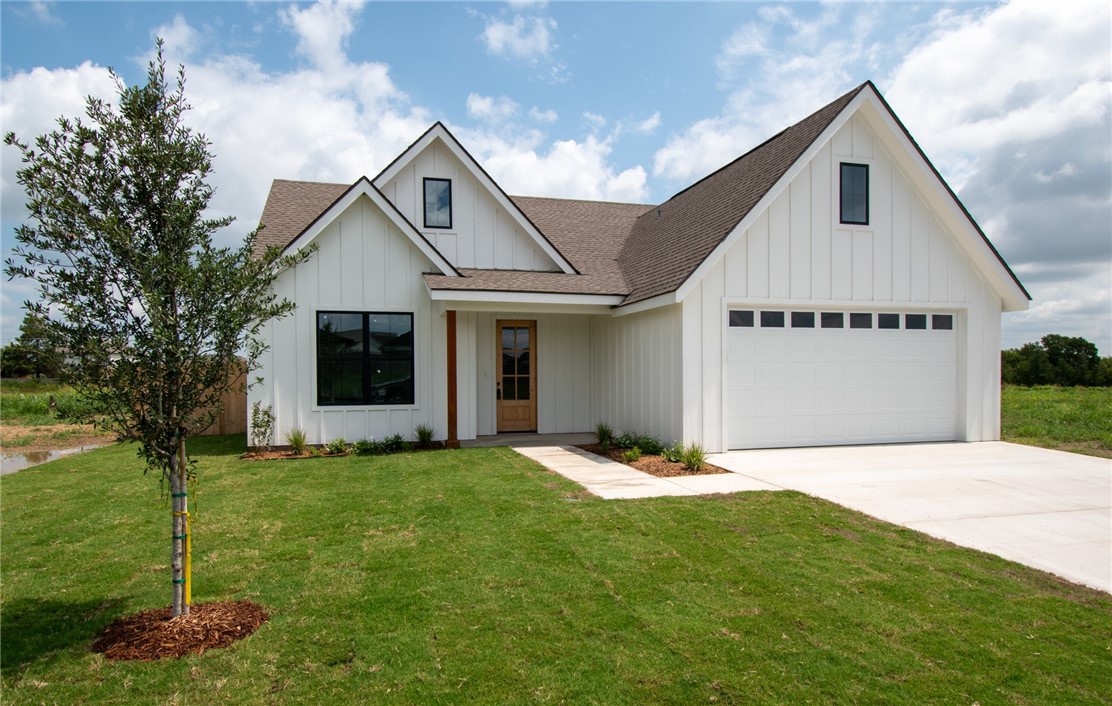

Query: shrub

[309,445,323,457]
[325,438,349,455]
[622,446,641,463]
[250,402,276,450]
[352,439,379,456]
[285,428,307,455]
[414,423,435,449]
[383,433,406,454]
[595,422,614,446]
[662,442,684,463]
[614,432,663,455]
[682,443,708,472]
[599,440,611,454]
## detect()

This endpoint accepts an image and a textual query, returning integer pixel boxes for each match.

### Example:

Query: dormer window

[423,178,452,229]
[839,163,869,225]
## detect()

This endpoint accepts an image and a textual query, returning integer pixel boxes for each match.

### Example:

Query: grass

[2,436,1110,704]
[1001,385,1112,458]
[0,380,93,427]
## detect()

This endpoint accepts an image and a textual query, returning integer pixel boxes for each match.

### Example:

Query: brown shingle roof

[616,83,868,305]
[256,83,879,303]
[254,179,349,257]
[422,197,651,296]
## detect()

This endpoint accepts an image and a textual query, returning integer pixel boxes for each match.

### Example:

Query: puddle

[1,445,109,475]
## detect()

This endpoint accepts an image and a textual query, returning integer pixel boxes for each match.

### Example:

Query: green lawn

[1001,385,1112,458]
[2,436,1109,704]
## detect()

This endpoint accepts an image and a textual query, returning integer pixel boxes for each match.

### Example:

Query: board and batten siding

[685,114,1004,451]
[377,139,560,272]
[248,195,447,446]
[465,312,595,437]
[591,306,683,444]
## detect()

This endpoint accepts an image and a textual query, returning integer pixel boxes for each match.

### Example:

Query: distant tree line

[0,312,63,379]
[1002,334,1112,387]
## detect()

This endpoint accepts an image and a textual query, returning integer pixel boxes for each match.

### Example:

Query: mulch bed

[240,449,349,461]
[92,600,268,661]
[576,443,729,477]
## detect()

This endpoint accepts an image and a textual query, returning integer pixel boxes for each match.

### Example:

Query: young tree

[5,43,311,616]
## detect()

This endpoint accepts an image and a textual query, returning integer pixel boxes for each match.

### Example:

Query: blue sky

[2,0,1110,352]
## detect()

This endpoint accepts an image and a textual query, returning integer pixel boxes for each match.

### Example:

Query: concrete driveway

[709,442,1111,593]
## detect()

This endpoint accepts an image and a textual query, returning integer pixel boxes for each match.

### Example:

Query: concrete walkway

[504,438,1110,593]
[710,442,1111,593]
[510,444,778,499]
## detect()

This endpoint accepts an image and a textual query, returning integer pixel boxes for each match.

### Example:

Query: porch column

[445,309,460,449]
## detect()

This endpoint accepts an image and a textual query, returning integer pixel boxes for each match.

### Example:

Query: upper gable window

[423,178,452,229]
[839,163,869,225]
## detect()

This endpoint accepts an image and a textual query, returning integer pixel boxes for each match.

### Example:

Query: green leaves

[4,39,312,478]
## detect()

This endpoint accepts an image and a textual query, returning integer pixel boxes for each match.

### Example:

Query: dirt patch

[0,423,117,453]
[240,449,350,461]
[92,600,268,661]
[576,443,729,477]
[241,442,444,461]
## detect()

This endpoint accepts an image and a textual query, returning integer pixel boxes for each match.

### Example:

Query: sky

[1,0,1109,353]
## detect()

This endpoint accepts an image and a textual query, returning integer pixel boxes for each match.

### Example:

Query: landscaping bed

[576,442,729,477]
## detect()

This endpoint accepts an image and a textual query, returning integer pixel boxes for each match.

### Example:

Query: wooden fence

[197,361,247,436]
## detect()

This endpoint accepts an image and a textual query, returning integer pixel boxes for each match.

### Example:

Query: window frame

[839,162,870,226]
[422,177,453,230]
[316,310,416,407]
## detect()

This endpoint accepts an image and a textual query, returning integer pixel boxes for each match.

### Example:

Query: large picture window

[317,312,414,406]
[423,178,452,229]
[839,162,869,225]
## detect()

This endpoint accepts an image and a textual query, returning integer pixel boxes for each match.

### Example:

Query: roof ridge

[511,194,653,208]
[616,81,871,306]
[655,81,870,207]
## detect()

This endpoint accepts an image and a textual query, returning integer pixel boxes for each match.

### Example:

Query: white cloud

[28,0,61,26]
[279,0,365,73]
[482,14,556,61]
[529,106,558,123]
[151,14,200,62]
[654,3,876,182]
[466,93,520,122]
[884,0,1110,190]
[582,111,606,131]
[633,112,661,135]
[458,129,648,203]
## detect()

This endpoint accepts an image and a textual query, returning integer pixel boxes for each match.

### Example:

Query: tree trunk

[169,441,188,616]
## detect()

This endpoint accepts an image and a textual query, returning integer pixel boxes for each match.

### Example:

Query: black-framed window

[318,311,414,406]
[728,310,754,327]
[840,163,869,225]
[423,178,452,229]
[760,310,785,328]
[850,312,873,329]
[878,313,900,329]
[791,311,815,328]
[821,312,844,328]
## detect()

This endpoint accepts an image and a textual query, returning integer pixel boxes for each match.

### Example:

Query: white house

[248,81,1029,452]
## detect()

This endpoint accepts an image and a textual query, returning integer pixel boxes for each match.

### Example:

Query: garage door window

[933,314,953,330]
[821,312,844,328]
[878,313,900,329]
[728,310,755,327]
[850,313,872,329]
[791,311,815,328]
[760,311,785,327]
[905,314,927,330]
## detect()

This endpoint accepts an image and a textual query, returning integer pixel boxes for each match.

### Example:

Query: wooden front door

[496,320,536,432]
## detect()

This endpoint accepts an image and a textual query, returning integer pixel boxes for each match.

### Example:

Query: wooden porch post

[446,309,460,449]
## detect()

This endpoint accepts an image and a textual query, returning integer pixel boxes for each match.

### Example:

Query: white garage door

[726,309,958,449]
